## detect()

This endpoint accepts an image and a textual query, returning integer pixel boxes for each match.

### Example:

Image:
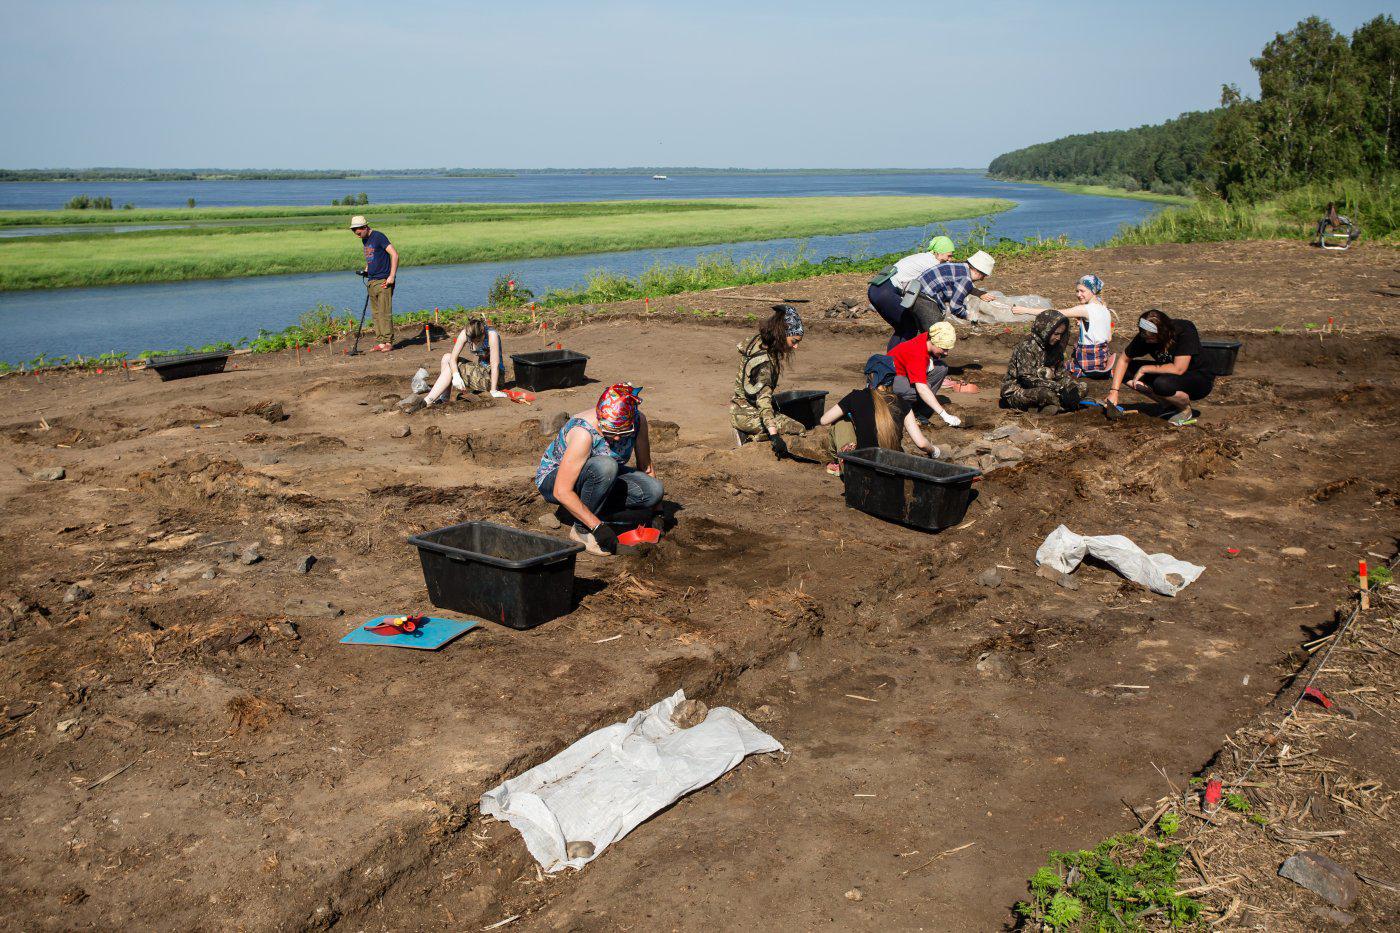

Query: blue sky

[0,0,1390,169]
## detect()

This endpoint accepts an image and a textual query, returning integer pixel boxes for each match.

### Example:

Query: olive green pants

[823,420,857,461]
[367,279,394,342]
[730,402,804,438]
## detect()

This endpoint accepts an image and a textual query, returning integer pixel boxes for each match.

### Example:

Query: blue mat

[340,615,478,651]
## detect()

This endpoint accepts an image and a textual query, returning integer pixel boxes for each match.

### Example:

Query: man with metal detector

[351,215,398,352]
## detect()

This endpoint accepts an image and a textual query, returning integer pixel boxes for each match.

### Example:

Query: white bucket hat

[967,250,995,276]
[348,215,369,229]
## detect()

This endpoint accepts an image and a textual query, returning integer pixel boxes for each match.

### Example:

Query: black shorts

[1126,359,1214,400]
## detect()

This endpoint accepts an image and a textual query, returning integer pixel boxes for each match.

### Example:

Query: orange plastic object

[617,526,661,546]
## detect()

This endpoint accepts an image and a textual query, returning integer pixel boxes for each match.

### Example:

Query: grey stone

[238,544,262,565]
[390,424,411,438]
[786,651,803,672]
[991,444,1025,462]
[295,555,316,574]
[201,568,218,580]
[1056,572,1080,591]
[271,620,299,640]
[536,512,563,530]
[977,567,1003,588]
[33,467,66,481]
[1279,852,1359,908]
[63,583,93,604]
[987,424,1021,440]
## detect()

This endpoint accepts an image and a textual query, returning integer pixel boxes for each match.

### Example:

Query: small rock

[256,452,282,466]
[1185,518,1201,528]
[369,405,386,415]
[1279,851,1359,908]
[785,651,802,672]
[1057,572,1080,591]
[390,424,412,438]
[56,718,80,733]
[1035,563,1061,581]
[63,583,93,604]
[295,555,316,574]
[976,651,1014,677]
[536,512,563,530]
[271,620,299,640]
[987,424,1021,440]
[977,567,1002,588]
[1311,906,1354,927]
[239,544,262,566]
[1281,546,1307,558]
[991,444,1025,462]
[565,840,595,860]
[201,568,218,580]
[671,698,709,729]
[33,467,66,481]
[844,888,863,902]
[397,395,425,415]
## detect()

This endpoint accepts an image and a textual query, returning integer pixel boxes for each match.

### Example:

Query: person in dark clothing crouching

[1106,309,1214,426]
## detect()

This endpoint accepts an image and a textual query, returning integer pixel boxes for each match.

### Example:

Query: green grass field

[1009,180,1195,206]
[0,195,1010,290]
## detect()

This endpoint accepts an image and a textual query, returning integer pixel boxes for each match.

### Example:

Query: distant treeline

[0,167,980,183]
[991,14,1398,202]
[988,110,1219,197]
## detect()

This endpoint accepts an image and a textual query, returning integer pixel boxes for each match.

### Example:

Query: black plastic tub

[1197,340,1243,377]
[147,351,230,381]
[510,350,590,392]
[774,389,828,429]
[837,447,981,532]
[407,521,583,630]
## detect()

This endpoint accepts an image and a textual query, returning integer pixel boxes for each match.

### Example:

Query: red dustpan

[504,389,536,404]
[617,526,661,547]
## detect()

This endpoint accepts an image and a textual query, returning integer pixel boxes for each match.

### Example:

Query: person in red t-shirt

[888,321,961,427]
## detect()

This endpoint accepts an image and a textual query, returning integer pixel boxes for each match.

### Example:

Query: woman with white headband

[1106,309,1214,425]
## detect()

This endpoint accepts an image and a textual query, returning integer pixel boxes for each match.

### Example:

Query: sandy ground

[1,240,1397,931]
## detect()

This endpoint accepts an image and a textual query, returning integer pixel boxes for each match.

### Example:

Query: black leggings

[1126,359,1214,400]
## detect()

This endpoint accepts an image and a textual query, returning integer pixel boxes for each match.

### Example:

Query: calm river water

[0,173,1160,364]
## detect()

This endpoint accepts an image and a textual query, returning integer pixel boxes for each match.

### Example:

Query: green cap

[927,235,955,254]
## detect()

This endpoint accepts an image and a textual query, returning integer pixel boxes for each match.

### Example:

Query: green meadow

[0,195,1010,290]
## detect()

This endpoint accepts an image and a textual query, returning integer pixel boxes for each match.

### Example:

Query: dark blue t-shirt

[362,230,392,280]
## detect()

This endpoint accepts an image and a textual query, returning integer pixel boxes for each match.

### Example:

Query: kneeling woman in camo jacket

[730,304,805,458]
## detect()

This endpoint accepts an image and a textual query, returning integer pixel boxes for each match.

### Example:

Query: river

[0,173,1161,365]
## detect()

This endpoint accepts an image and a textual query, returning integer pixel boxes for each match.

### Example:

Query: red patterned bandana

[596,383,642,435]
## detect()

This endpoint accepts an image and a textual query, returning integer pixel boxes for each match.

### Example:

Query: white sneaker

[568,526,610,557]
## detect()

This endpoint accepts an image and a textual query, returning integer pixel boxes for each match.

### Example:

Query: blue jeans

[538,457,664,531]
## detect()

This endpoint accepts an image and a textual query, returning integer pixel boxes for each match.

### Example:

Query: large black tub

[408,521,583,629]
[837,448,981,532]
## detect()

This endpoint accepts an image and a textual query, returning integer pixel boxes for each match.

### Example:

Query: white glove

[938,410,961,428]
[490,390,509,399]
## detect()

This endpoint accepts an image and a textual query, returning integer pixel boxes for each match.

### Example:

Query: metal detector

[346,271,370,356]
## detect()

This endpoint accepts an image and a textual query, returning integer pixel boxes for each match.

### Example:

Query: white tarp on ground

[964,291,1053,324]
[1036,524,1205,597]
[480,690,783,872]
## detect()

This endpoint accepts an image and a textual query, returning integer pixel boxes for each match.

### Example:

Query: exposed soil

[1,240,1397,931]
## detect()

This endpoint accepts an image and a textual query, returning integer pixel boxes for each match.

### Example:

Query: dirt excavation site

[1,240,1397,931]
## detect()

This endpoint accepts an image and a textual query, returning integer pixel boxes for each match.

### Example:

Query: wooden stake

[426,323,432,354]
[1359,560,1369,611]
[434,307,440,326]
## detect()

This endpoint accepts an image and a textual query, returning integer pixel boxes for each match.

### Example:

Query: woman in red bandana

[535,383,663,555]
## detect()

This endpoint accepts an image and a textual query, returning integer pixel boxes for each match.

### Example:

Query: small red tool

[617,526,661,547]
[1226,547,1240,557]
[504,389,536,404]
[1302,686,1334,709]
[1204,778,1222,807]
[364,614,427,637]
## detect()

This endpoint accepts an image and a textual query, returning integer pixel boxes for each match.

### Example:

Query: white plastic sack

[966,291,1053,324]
[411,367,431,394]
[480,690,782,872]
[1036,524,1204,597]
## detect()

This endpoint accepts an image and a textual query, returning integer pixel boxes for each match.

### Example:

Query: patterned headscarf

[596,383,642,435]
[776,304,803,338]
[1078,274,1104,295]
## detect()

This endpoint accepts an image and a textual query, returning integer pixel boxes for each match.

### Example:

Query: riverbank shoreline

[991,177,1194,205]
[0,195,1010,291]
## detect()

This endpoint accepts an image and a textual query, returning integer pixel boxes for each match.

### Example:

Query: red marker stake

[1360,560,1369,611]
[426,323,432,355]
